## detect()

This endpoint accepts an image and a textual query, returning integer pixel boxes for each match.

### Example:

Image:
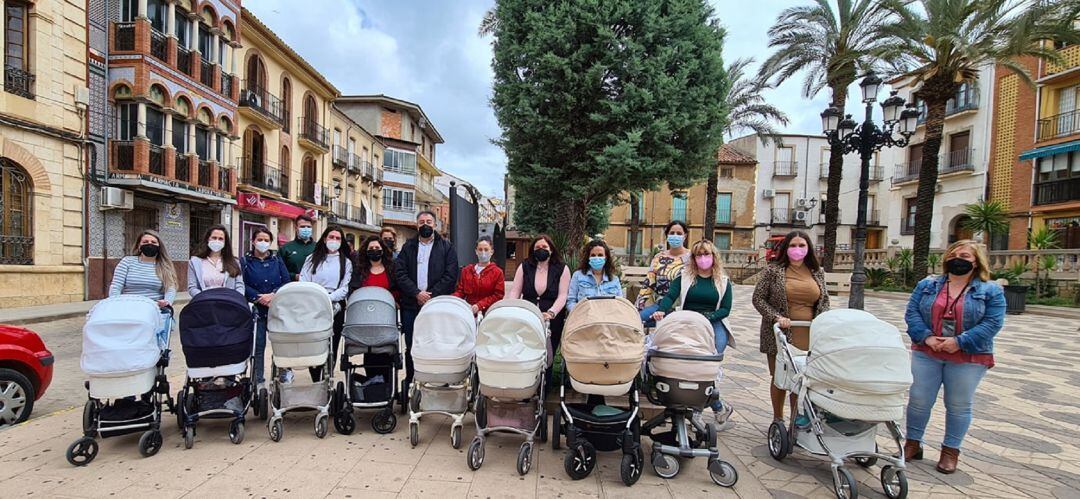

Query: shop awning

[1019,140,1080,161]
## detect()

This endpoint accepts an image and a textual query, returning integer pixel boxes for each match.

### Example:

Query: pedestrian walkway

[0,293,192,326]
[1,286,1078,498]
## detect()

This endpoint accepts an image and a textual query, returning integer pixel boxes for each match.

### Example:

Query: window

[626,230,642,255]
[671,195,688,222]
[1058,85,1078,114]
[4,1,33,99]
[715,193,733,225]
[147,0,166,32]
[0,158,34,264]
[281,77,291,131]
[198,24,213,62]
[720,166,734,178]
[333,129,342,149]
[146,107,165,146]
[383,149,417,173]
[118,0,137,22]
[382,187,414,210]
[215,134,224,163]
[195,126,209,160]
[903,198,917,234]
[713,232,731,251]
[173,119,188,153]
[116,103,137,140]
[948,131,971,168]
[175,11,191,47]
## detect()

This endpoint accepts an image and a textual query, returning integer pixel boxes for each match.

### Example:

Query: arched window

[173,97,192,153]
[281,77,292,131]
[0,158,34,264]
[303,95,317,124]
[245,55,267,94]
[195,108,212,160]
[280,146,291,197]
[146,85,168,146]
[301,154,317,202]
[243,126,266,184]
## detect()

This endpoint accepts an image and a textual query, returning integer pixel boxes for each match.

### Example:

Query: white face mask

[208,240,225,253]
[477,250,492,263]
[254,241,271,253]
[326,240,341,252]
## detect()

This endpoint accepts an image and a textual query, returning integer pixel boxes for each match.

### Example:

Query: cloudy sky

[248,1,866,198]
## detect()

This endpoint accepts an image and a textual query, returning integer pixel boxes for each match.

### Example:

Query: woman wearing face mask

[347,235,398,382]
[509,234,571,352]
[240,227,291,386]
[452,236,505,316]
[300,225,353,381]
[650,239,736,429]
[902,240,1004,475]
[566,239,623,312]
[752,230,829,425]
[109,230,178,347]
[637,221,691,326]
[187,224,245,298]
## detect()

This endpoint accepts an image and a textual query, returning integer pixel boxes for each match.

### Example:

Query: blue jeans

[157,312,173,350]
[905,350,988,449]
[710,319,729,412]
[253,312,268,385]
[640,304,659,328]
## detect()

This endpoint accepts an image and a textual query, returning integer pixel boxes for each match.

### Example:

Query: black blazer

[394,232,459,310]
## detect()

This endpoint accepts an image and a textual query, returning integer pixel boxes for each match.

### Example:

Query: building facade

[327,105,385,247]
[0,0,89,307]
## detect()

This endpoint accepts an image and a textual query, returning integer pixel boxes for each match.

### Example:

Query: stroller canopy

[649,310,719,382]
[343,286,399,348]
[413,296,477,366]
[476,299,547,369]
[803,309,913,421]
[561,297,644,389]
[268,282,333,334]
[82,295,163,376]
[179,288,254,368]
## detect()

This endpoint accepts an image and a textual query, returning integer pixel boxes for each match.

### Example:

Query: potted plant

[998,260,1030,315]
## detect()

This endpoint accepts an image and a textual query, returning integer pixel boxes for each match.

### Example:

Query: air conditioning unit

[794,210,809,222]
[100,187,134,211]
[796,198,809,208]
[762,189,775,198]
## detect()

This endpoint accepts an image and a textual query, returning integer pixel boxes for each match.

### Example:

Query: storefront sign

[237,192,314,219]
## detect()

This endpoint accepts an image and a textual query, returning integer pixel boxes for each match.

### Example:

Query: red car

[0,325,54,427]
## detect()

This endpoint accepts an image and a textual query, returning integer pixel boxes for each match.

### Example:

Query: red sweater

[453,263,505,313]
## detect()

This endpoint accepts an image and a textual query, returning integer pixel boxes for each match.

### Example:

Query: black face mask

[383,238,396,250]
[533,248,551,262]
[367,249,383,262]
[945,258,975,276]
[140,244,160,258]
[418,225,434,238]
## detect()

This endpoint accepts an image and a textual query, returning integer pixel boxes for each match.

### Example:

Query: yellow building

[328,105,386,246]
[0,0,88,307]
[605,145,758,264]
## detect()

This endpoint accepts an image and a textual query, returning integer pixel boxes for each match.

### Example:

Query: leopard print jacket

[752,263,830,355]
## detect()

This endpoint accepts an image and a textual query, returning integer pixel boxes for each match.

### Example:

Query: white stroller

[769,309,912,499]
[68,296,171,466]
[409,295,477,448]
[266,281,335,441]
[335,286,401,435]
[467,299,549,476]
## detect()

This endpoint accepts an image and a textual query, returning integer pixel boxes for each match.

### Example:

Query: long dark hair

[309,225,348,277]
[193,224,241,277]
[664,220,690,247]
[250,227,274,252]
[528,234,563,267]
[577,239,616,279]
[775,230,820,272]
[353,235,393,285]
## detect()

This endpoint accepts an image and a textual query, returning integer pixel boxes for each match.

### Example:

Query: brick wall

[380,109,403,140]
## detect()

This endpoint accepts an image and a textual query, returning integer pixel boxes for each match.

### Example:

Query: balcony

[239,82,285,128]
[346,155,363,175]
[359,161,373,179]
[297,179,329,206]
[176,46,193,76]
[819,163,830,180]
[221,73,234,99]
[373,168,384,184]
[299,117,330,152]
[415,179,443,203]
[868,210,881,225]
[174,151,190,182]
[199,60,214,88]
[941,148,975,175]
[332,146,350,169]
[1034,177,1080,206]
[868,165,885,183]
[4,65,35,100]
[771,208,810,226]
[715,209,735,227]
[893,160,921,184]
[217,167,233,193]
[111,140,135,171]
[238,157,289,198]
[774,161,798,177]
[198,160,212,188]
[114,22,135,51]
[148,144,165,176]
[383,200,417,221]
[916,87,980,124]
[150,29,167,62]
[1037,109,1080,142]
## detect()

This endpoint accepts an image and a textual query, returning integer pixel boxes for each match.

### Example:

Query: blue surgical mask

[667,234,685,248]
[298,227,313,240]
[588,256,606,271]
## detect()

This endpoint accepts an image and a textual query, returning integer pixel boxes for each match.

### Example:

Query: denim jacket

[566,270,623,311]
[904,275,1006,354]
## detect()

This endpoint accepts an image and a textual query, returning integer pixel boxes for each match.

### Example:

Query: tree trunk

[703,166,719,243]
[555,198,588,265]
[822,86,847,272]
[628,192,641,265]
[912,97,949,281]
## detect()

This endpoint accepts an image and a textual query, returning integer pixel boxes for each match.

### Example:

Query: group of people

[109,211,1004,476]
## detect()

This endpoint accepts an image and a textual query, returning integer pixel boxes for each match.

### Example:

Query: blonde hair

[943,239,990,282]
[131,230,178,293]
[684,239,727,289]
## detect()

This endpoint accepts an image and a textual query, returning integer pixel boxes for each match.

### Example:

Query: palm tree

[704,58,789,242]
[962,199,1009,244]
[1028,226,1060,297]
[877,0,1080,280]
[760,0,892,271]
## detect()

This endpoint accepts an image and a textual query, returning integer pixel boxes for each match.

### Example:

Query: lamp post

[821,72,918,309]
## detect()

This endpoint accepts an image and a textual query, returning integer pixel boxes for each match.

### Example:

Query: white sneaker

[713,401,735,431]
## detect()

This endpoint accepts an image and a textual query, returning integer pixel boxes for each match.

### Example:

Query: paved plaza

[2,286,1079,498]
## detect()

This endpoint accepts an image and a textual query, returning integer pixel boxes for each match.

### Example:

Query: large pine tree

[489,0,729,249]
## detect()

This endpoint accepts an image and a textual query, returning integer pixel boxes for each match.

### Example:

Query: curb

[1,295,191,326]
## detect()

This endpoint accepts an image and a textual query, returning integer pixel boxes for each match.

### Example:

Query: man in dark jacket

[280,214,316,280]
[394,210,459,394]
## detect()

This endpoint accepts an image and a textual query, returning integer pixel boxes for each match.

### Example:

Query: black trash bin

[1003,285,1028,315]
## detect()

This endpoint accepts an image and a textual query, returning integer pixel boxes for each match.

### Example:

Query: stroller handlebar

[649,350,724,363]
[772,320,813,334]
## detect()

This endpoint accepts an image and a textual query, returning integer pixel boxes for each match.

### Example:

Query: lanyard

[944,280,969,319]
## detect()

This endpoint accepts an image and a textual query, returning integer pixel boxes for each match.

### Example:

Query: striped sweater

[109,256,177,304]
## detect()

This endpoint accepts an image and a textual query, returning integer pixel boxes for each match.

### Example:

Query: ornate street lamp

[823,72,916,310]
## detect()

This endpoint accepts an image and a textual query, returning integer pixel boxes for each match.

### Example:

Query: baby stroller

[176,288,258,449]
[467,299,548,475]
[68,296,172,466]
[555,296,646,486]
[266,281,335,441]
[642,311,739,487]
[409,295,477,448]
[769,309,912,499]
[334,286,401,435]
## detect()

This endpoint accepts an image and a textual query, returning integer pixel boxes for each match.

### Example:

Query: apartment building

[0,0,89,307]
[327,105,386,246]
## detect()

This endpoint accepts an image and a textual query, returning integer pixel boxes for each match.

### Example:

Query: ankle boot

[936,446,960,474]
[903,439,923,461]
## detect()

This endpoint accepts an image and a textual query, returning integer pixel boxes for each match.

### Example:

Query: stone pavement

[2,285,1079,498]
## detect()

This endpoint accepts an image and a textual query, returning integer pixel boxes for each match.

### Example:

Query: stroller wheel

[767,421,790,461]
[139,430,163,457]
[334,410,356,435]
[880,466,908,499]
[619,447,644,486]
[551,411,561,450]
[183,427,195,449]
[855,445,879,468]
[81,400,98,435]
[257,388,269,421]
[538,410,548,443]
[833,467,859,499]
[268,418,284,442]
[65,437,98,467]
[467,437,485,471]
[563,441,596,480]
[517,442,533,476]
[708,459,738,487]
[229,420,245,445]
[450,424,462,449]
[315,415,329,439]
[333,381,346,414]
[651,451,680,479]
[174,391,186,431]
[372,408,397,434]
[409,422,420,447]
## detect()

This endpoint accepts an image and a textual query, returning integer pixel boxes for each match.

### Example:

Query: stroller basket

[194,379,246,411]
[350,373,392,403]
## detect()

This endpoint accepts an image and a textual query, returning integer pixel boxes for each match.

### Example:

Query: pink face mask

[787,246,809,261]
[695,255,714,270]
